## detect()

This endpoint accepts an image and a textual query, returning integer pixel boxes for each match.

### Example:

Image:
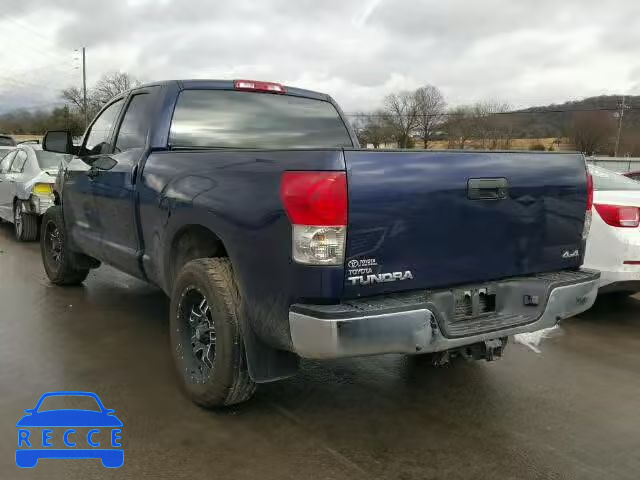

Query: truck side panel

[137,149,346,350]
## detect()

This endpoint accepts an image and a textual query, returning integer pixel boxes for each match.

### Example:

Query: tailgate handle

[467,178,508,200]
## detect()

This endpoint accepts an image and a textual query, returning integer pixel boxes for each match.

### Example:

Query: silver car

[0,144,68,241]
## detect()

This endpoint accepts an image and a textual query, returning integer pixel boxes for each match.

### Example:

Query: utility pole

[614,96,629,157]
[82,47,87,129]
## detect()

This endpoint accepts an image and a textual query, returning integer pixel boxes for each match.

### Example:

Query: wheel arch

[165,224,229,290]
[164,223,300,383]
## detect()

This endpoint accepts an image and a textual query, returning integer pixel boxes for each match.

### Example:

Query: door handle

[468,178,509,200]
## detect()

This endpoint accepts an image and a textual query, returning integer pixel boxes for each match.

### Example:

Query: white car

[584,165,640,294]
[0,144,68,241]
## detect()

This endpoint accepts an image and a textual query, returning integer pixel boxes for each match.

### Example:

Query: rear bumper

[289,269,600,359]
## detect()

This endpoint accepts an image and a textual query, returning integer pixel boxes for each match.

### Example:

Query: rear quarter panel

[138,149,346,349]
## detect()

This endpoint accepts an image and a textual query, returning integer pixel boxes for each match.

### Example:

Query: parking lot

[0,222,639,480]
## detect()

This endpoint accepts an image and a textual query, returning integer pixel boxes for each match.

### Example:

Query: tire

[40,206,90,285]
[170,258,256,407]
[14,201,38,241]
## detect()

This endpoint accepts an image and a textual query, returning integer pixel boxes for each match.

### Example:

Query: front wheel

[14,201,38,241]
[170,258,256,407]
[40,206,90,285]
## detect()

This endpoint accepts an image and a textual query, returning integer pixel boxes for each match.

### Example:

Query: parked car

[623,170,640,182]
[584,165,640,294]
[0,134,16,154]
[0,134,16,145]
[40,79,599,407]
[0,144,67,241]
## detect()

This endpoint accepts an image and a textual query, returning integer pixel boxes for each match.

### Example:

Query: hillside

[512,95,640,139]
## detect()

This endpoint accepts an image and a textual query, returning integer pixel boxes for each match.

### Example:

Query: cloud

[0,0,638,114]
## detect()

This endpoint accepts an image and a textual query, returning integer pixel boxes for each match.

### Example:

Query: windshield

[589,165,640,191]
[169,90,353,149]
[35,150,64,169]
[37,395,101,412]
[0,136,16,146]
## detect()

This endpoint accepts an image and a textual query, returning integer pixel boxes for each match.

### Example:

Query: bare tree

[93,72,142,105]
[570,111,615,156]
[445,106,475,149]
[470,101,512,149]
[359,111,394,148]
[60,86,101,123]
[61,86,84,111]
[60,71,142,131]
[384,90,419,148]
[415,85,446,149]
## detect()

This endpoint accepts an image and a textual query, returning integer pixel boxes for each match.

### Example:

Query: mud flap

[242,321,300,383]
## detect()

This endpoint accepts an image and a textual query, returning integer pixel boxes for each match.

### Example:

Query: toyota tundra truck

[40,79,599,407]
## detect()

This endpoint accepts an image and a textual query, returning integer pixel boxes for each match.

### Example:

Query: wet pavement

[1,221,640,480]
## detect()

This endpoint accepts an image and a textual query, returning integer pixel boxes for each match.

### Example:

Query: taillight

[281,172,347,265]
[594,204,640,228]
[583,172,594,241]
[234,79,286,94]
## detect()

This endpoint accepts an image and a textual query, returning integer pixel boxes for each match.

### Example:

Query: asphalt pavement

[1,221,639,480]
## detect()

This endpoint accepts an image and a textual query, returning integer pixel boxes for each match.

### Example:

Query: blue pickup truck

[40,79,599,407]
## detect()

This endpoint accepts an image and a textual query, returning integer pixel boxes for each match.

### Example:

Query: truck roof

[136,79,331,102]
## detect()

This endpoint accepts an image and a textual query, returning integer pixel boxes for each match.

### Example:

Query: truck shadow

[574,292,640,326]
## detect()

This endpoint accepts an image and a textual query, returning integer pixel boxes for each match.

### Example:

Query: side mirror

[23,409,33,414]
[92,156,117,171]
[43,130,73,154]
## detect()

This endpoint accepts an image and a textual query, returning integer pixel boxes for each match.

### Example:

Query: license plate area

[453,286,497,322]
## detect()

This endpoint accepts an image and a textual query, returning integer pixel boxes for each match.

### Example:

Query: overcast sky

[1,0,639,113]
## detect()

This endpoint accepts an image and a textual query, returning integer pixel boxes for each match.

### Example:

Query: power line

[0,13,72,55]
[343,106,640,117]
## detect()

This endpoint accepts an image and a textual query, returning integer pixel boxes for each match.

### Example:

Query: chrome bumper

[289,270,600,359]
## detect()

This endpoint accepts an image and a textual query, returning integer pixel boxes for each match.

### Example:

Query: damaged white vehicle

[584,165,640,294]
[0,144,69,241]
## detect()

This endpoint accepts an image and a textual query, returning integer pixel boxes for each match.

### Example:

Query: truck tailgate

[344,150,588,297]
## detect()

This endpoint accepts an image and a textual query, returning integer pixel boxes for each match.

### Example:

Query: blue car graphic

[16,391,123,468]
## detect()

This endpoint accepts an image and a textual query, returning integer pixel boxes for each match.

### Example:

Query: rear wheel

[14,201,38,241]
[170,258,256,407]
[40,206,90,285]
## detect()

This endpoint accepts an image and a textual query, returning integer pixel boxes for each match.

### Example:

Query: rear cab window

[35,150,65,169]
[169,89,353,149]
[0,150,16,172]
[9,150,27,173]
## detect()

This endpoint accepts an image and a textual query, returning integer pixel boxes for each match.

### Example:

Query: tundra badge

[347,271,414,286]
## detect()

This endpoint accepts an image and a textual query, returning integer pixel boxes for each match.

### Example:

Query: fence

[587,156,640,173]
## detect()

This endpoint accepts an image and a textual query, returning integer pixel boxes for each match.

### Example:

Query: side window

[114,93,153,153]
[83,99,125,155]
[9,150,27,173]
[0,151,16,173]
